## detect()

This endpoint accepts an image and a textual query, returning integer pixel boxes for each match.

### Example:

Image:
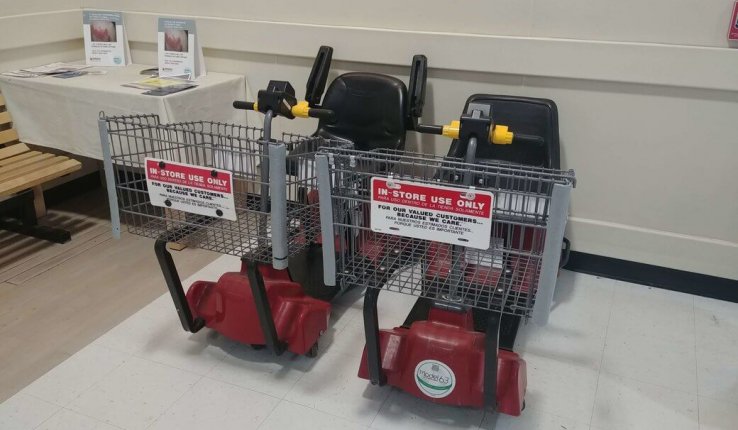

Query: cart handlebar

[232,101,256,111]
[417,120,514,145]
[233,98,335,122]
[290,101,336,121]
[416,120,544,147]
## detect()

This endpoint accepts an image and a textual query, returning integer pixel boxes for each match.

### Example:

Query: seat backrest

[315,72,408,152]
[447,94,560,169]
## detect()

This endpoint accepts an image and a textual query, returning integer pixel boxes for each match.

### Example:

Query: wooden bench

[0,91,82,243]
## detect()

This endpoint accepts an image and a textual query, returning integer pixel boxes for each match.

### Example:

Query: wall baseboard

[565,251,738,303]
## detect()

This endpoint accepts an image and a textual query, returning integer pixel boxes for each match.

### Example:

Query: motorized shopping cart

[98,80,349,357]
[315,106,576,414]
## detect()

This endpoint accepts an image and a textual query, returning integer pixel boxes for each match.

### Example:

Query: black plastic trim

[565,251,738,303]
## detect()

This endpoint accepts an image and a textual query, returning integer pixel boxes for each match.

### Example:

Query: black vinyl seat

[446,94,561,169]
[442,95,567,344]
[314,73,408,152]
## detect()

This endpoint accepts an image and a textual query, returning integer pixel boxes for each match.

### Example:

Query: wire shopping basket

[99,113,349,267]
[316,147,576,324]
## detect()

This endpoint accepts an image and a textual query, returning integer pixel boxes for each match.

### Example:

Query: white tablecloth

[0,64,253,160]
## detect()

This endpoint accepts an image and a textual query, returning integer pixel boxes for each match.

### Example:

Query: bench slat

[0,111,11,127]
[0,159,81,196]
[0,128,19,146]
[0,143,30,160]
[0,156,70,182]
[0,151,43,167]
[0,153,55,174]
[0,94,5,109]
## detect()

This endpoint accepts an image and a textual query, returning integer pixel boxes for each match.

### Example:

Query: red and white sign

[370,178,494,250]
[730,2,738,42]
[145,158,236,221]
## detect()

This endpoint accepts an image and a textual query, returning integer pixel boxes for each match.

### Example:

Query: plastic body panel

[358,307,526,415]
[186,262,330,355]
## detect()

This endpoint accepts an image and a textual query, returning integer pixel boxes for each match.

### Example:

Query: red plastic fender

[186,263,330,355]
[358,308,526,415]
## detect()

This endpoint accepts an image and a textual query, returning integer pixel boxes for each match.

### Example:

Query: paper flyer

[158,18,207,80]
[83,11,130,66]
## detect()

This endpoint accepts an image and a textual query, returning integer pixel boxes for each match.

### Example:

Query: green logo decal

[414,360,456,398]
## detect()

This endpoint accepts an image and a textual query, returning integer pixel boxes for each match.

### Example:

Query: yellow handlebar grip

[442,120,460,139]
[291,100,310,118]
[491,125,514,145]
[253,102,259,111]
[440,121,513,144]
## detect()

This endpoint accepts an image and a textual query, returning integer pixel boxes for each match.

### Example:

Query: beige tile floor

[0,188,220,401]
[3,258,736,430]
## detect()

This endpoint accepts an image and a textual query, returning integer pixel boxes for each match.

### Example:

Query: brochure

[157,18,206,80]
[53,71,91,79]
[21,63,90,75]
[83,11,131,66]
[122,76,197,91]
[1,63,93,78]
[142,85,197,96]
[0,70,41,78]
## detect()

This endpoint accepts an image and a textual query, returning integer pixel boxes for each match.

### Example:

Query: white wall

[2,1,737,279]
[0,2,94,189]
[0,1,84,71]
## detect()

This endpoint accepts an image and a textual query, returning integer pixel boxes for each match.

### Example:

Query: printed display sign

[157,18,206,79]
[145,158,236,221]
[370,178,493,250]
[415,360,457,398]
[730,1,738,42]
[83,11,130,66]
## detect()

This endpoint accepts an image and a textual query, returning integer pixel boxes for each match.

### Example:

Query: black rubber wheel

[305,342,319,358]
[288,246,339,301]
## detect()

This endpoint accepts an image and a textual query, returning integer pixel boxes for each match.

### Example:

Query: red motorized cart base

[357,307,526,416]
[187,261,330,356]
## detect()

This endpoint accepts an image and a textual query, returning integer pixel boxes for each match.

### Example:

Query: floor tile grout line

[21,345,134,410]
[692,294,700,426]
[22,394,61,430]
[130,345,230,377]
[597,369,700,396]
[478,411,489,430]
[57,406,127,430]
[144,374,206,430]
[277,396,381,428]
[597,278,702,397]
[588,278,616,426]
[253,398,285,430]
[367,386,393,428]
[198,373,287,403]
[21,394,122,430]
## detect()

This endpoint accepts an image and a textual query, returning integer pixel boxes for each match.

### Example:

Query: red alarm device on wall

[729,1,738,43]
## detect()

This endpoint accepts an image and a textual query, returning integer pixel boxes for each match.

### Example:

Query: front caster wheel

[305,342,319,358]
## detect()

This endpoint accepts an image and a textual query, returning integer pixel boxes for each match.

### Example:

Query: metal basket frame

[98,113,349,269]
[316,147,575,324]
